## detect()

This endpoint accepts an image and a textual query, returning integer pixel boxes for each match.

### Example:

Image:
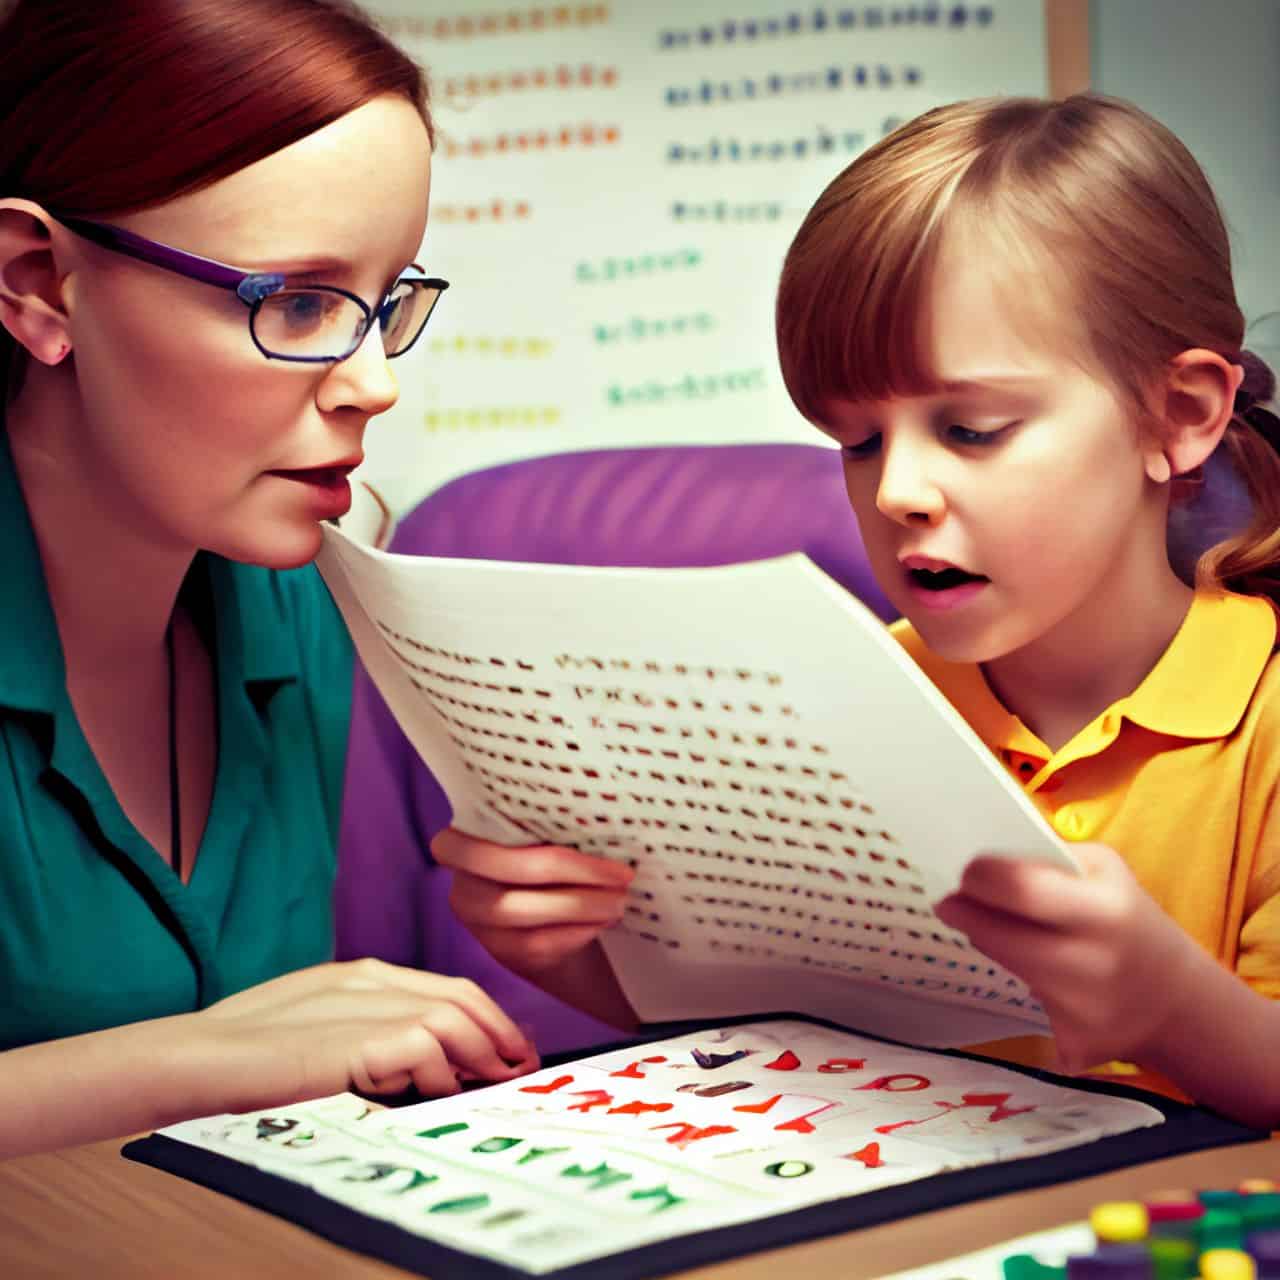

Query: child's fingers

[937,893,1123,997]
[451,876,627,929]
[471,922,611,975]
[956,850,1124,930]
[440,837,634,889]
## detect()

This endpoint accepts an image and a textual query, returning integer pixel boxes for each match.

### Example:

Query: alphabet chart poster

[356,0,1049,512]
[127,1018,1259,1280]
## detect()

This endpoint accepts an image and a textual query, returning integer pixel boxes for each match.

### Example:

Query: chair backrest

[388,442,894,617]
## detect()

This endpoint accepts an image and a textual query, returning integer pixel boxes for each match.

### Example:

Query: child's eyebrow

[939,375,1043,392]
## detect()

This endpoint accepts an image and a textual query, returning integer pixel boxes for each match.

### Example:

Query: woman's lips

[267,466,353,516]
[271,466,350,488]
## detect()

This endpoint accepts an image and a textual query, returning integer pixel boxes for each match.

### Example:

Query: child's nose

[874,439,945,526]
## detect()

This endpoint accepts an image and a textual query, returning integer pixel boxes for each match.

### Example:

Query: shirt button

[1053,805,1094,840]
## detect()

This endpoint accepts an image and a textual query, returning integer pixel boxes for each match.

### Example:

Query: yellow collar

[893,591,1277,757]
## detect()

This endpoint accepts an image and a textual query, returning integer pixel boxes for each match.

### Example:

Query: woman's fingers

[200,960,543,1100]
[414,999,524,1082]
[353,962,537,1067]
[357,1022,457,1097]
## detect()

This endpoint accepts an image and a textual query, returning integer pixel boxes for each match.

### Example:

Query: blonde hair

[775,93,1280,603]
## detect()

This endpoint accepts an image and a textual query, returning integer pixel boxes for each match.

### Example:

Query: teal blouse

[0,430,354,1049]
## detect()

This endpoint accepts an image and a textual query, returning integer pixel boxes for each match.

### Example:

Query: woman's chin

[209,518,326,571]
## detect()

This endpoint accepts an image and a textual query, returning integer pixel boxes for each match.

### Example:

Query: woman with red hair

[0,0,535,1158]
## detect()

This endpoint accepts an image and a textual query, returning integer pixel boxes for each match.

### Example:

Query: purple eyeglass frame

[53,214,449,363]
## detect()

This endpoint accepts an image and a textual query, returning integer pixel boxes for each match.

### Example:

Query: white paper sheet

[320,494,1074,1047]
[157,1019,1158,1275]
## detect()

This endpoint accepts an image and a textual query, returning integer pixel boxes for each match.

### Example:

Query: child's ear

[1143,348,1242,484]
[0,200,75,366]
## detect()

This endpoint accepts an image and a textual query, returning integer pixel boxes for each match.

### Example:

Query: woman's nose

[319,322,399,417]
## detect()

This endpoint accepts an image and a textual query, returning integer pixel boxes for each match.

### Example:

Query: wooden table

[0,1137,1274,1279]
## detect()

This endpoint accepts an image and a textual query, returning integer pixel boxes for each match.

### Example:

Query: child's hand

[195,959,539,1108]
[431,826,636,979]
[933,843,1198,1073]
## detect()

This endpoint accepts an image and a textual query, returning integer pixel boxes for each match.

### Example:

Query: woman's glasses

[53,215,448,363]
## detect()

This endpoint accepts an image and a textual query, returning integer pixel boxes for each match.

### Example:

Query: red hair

[0,0,432,391]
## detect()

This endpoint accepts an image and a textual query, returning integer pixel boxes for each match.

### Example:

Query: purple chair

[335,443,889,1053]
[334,440,1250,1054]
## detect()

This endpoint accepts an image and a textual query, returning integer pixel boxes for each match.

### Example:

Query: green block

[1200,1191,1251,1211]
[1198,1208,1245,1252]
[1242,1193,1280,1232]
[1149,1237,1197,1280]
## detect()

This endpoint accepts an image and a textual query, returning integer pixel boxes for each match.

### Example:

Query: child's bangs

[776,183,952,426]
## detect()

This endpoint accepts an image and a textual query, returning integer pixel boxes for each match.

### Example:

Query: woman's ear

[1143,348,1242,484]
[0,199,75,366]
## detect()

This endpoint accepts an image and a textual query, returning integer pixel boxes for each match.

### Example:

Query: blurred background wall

[1091,0,1279,375]
[357,0,1278,513]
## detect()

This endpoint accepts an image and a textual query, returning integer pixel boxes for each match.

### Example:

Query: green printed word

[606,369,765,406]
[593,313,714,343]
[670,201,782,222]
[576,249,701,282]
[414,1121,686,1212]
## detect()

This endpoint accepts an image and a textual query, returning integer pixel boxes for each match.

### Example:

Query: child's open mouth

[904,564,991,611]
[908,566,988,591]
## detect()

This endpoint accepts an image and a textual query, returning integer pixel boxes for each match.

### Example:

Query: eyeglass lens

[251,280,441,360]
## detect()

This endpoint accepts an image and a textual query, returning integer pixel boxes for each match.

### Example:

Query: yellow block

[1090,1200,1149,1243]
[1200,1248,1257,1280]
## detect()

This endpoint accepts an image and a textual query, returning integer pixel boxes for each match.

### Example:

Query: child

[0,0,536,1159]
[435,93,1280,1130]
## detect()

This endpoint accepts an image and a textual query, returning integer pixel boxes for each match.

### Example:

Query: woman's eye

[286,294,329,324]
[839,435,881,460]
[271,290,345,332]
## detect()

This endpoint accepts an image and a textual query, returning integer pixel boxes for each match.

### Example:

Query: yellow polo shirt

[892,590,1280,1094]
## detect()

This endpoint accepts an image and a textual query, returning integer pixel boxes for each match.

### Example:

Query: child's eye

[839,435,881,460]
[946,423,1013,447]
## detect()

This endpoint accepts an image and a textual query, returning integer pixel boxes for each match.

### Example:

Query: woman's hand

[432,826,635,978]
[0,959,539,1159]
[196,959,539,1107]
[933,843,1197,1073]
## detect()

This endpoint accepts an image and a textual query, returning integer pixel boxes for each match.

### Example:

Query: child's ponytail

[1197,350,1280,605]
